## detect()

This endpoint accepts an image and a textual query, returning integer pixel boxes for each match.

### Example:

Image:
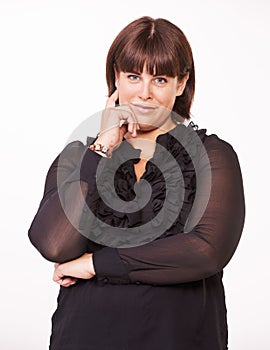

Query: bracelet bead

[88,143,112,158]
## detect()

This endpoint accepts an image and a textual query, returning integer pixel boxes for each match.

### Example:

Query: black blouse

[28,123,245,350]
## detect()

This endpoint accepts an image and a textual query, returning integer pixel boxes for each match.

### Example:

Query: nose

[138,81,152,101]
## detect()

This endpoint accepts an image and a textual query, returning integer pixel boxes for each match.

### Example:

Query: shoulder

[62,140,86,154]
[63,135,96,154]
[184,122,238,161]
[202,132,240,167]
[55,137,95,168]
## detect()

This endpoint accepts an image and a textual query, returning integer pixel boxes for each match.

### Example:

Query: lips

[131,103,158,114]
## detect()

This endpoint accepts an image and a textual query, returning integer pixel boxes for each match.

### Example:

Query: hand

[96,89,140,150]
[53,253,96,287]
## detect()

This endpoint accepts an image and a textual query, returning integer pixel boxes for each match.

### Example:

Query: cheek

[167,86,179,107]
[118,84,136,103]
[156,90,177,108]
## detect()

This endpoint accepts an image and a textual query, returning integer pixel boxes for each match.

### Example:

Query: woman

[28,16,245,350]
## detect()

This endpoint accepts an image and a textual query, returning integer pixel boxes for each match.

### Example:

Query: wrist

[89,143,112,158]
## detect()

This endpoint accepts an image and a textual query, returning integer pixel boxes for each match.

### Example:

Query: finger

[127,121,139,137]
[63,277,77,283]
[53,277,77,287]
[129,124,135,136]
[119,124,127,139]
[61,277,77,287]
[62,282,77,288]
[122,109,138,137]
[106,89,119,108]
[53,273,63,283]
[53,268,65,283]
[132,123,139,137]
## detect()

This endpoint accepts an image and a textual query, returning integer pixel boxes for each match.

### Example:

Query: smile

[131,103,158,115]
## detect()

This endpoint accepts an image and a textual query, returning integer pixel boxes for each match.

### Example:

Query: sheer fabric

[29,125,245,285]
[28,124,245,350]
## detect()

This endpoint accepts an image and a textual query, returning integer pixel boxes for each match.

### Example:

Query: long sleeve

[28,140,103,263]
[93,135,245,285]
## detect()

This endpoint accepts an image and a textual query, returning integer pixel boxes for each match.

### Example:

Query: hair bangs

[115,35,181,78]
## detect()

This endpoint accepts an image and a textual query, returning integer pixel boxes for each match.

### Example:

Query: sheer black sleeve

[92,135,245,285]
[28,141,103,263]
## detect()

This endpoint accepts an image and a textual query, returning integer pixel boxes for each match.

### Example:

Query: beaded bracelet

[88,143,112,158]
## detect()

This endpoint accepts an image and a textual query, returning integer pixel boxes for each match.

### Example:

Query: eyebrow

[126,70,141,75]
[125,70,168,77]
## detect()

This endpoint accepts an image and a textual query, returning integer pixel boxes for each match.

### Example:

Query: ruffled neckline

[86,122,207,245]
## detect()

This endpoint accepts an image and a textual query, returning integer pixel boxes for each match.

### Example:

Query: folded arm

[93,135,246,285]
[28,141,103,263]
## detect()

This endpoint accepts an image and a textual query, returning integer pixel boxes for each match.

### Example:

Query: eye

[154,77,168,85]
[127,74,140,82]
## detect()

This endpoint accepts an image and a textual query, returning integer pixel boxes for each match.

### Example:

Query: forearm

[92,136,245,285]
[28,141,104,263]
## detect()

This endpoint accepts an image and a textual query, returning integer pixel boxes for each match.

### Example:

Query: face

[115,65,188,132]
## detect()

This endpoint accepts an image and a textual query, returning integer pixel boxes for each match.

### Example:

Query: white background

[0,0,269,349]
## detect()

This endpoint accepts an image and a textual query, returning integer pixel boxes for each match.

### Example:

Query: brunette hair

[106,16,195,120]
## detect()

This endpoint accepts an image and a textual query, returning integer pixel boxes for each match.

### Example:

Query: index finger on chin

[106,89,119,108]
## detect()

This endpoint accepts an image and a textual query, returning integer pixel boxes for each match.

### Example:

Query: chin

[138,123,158,132]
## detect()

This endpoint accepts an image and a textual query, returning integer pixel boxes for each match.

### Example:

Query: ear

[176,73,189,96]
